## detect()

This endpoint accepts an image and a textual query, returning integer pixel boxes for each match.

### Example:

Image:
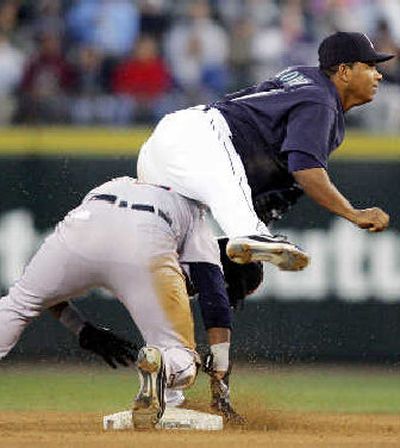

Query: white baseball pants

[137,107,270,237]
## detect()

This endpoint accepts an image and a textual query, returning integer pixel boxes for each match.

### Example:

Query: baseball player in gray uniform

[0,176,247,429]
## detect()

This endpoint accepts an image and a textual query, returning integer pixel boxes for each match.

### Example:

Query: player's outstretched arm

[189,262,248,424]
[203,327,246,424]
[293,167,389,232]
[49,302,138,368]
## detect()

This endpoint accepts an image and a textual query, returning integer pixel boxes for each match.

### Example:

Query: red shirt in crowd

[112,57,171,100]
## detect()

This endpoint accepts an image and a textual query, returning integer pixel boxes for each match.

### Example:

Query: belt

[91,194,172,227]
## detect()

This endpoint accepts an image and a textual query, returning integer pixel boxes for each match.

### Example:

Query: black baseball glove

[218,237,264,310]
[253,185,304,225]
[78,322,138,369]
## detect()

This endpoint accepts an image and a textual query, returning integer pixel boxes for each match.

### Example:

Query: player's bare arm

[293,167,389,232]
[207,327,231,345]
[189,251,263,424]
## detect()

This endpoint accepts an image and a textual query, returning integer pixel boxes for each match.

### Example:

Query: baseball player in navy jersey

[138,32,392,265]
[0,177,262,427]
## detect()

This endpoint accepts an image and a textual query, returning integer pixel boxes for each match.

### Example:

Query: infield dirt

[1,407,400,448]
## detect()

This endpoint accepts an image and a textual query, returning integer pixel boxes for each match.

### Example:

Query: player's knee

[5,285,43,318]
[162,347,200,390]
[168,363,198,389]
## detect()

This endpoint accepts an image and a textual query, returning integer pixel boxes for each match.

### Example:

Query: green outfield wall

[1,128,400,363]
[0,127,399,159]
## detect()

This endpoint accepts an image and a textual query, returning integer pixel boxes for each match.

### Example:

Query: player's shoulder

[275,65,339,110]
[274,66,316,87]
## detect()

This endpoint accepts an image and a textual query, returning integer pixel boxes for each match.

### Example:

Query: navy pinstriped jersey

[210,66,345,195]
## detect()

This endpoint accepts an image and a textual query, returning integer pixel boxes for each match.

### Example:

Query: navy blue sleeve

[282,102,335,168]
[189,262,232,330]
[287,150,325,172]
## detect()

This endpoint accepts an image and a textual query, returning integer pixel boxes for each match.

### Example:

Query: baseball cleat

[165,389,186,408]
[132,346,166,430]
[226,234,310,271]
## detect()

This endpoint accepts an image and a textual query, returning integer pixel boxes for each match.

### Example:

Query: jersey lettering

[277,69,312,87]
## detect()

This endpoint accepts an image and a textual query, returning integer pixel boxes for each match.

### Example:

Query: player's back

[59,177,201,264]
[213,66,340,157]
[211,66,344,194]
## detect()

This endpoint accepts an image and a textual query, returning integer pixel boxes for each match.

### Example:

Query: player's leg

[133,345,166,429]
[0,199,136,360]
[137,108,309,270]
[0,229,97,359]
[137,108,265,237]
[107,253,199,428]
[164,388,185,407]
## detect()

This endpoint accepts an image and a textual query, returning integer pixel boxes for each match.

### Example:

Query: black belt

[91,194,172,227]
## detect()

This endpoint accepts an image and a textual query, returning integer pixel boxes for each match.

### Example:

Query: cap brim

[364,52,395,64]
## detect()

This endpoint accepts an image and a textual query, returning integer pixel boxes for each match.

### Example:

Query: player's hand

[352,207,390,232]
[209,374,246,425]
[203,353,246,425]
[78,322,138,369]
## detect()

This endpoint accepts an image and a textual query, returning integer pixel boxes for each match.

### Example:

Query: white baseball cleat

[132,346,166,430]
[226,234,310,271]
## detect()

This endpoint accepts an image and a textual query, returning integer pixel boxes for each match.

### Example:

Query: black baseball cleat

[226,234,310,271]
[132,346,166,430]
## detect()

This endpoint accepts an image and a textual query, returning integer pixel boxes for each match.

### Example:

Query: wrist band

[210,342,230,372]
[59,304,86,336]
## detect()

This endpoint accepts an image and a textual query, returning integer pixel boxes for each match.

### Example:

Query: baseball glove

[79,322,138,369]
[218,237,264,310]
[253,185,304,225]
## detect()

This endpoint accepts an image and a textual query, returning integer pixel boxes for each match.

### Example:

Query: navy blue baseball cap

[318,32,395,69]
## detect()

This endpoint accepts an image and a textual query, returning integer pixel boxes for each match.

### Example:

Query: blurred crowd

[0,0,399,130]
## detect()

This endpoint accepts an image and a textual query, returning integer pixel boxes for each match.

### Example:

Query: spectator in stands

[72,46,107,96]
[4,0,400,132]
[212,0,246,27]
[15,32,76,124]
[70,45,115,125]
[314,0,369,35]
[250,17,286,82]
[164,0,229,102]
[138,0,171,42]
[0,0,19,36]
[280,1,316,67]
[66,0,139,58]
[360,17,400,132]
[228,17,254,89]
[112,34,173,124]
[0,32,25,124]
[32,0,65,37]
[0,0,32,52]
[373,18,400,83]
[375,0,400,44]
